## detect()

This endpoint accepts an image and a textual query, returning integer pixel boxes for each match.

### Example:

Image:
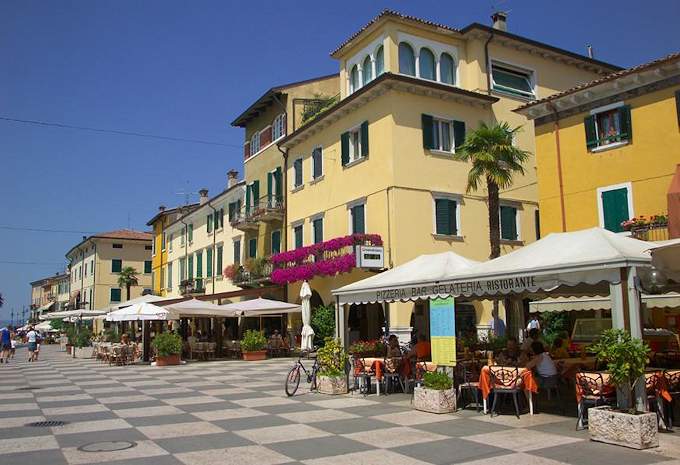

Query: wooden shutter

[233,241,240,265]
[188,255,193,279]
[500,206,517,241]
[219,208,224,228]
[314,219,323,243]
[207,214,212,233]
[295,226,302,248]
[271,231,281,254]
[196,252,203,278]
[206,248,213,277]
[618,105,632,141]
[360,121,369,157]
[252,180,260,208]
[341,131,350,165]
[274,167,282,199]
[352,205,365,234]
[453,120,466,149]
[294,159,302,186]
[435,199,456,235]
[601,188,629,232]
[584,115,598,150]
[422,114,434,149]
[216,246,223,272]
[267,172,273,203]
[245,185,251,214]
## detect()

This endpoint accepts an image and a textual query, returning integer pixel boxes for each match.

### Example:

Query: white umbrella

[219,298,301,316]
[40,309,108,320]
[106,302,176,322]
[300,281,315,351]
[164,298,232,317]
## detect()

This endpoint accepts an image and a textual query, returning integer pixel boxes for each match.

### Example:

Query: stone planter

[156,354,181,366]
[242,350,267,361]
[73,346,94,359]
[589,406,659,450]
[317,375,348,395]
[413,386,457,414]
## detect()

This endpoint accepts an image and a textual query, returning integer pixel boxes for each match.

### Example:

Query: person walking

[0,326,11,363]
[26,326,38,362]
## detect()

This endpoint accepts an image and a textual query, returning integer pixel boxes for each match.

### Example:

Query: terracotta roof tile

[94,229,152,240]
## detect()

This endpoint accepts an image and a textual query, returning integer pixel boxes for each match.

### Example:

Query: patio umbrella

[106,302,176,321]
[300,281,315,351]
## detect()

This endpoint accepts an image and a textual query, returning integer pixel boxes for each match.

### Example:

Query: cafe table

[478,365,538,415]
[354,357,438,396]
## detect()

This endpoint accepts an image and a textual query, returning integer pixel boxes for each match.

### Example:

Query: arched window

[375,46,384,76]
[419,48,436,81]
[349,65,359,93]
[440,53,455,84]
[398,42,415,76]
[362,56,373,86]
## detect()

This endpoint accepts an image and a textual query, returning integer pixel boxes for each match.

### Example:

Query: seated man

[496,336,521,365]
[525,341,558,378]
[407,335,431,361]
[521,328,543,353]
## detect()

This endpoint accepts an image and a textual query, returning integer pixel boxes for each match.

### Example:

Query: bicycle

[285,349,319,396]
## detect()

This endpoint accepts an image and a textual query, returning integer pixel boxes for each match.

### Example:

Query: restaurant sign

[430,297,456,366]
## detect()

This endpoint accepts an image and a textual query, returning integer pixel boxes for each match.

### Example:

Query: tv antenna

[175,181,198,206]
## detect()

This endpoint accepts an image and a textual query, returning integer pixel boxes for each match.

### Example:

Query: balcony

[225,258,274,288]
[229,210,259,232]
[179,278,206,296]
[251,197,284,222]
[624,215,669,241]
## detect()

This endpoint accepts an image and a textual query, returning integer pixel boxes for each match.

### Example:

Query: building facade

[65,230,153,310]
[515,52,680,238]
[273,11,618,342]
[29,272,70,320]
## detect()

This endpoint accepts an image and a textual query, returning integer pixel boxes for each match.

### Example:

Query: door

[601,187,630,232]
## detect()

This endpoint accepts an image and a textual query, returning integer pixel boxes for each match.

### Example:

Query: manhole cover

[78,441,137,452]
[26,420,68,427]
[16,386,42,390]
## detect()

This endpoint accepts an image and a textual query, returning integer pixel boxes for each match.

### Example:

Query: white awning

[107,294,166,311]
[163,298,237,318]
[530,293,680,313]
[41,309,108,320]
[333,251,479,305]
[219,298,301,316]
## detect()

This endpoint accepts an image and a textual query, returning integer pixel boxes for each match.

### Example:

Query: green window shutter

[271,230,281,254]
[618,105,632,141]
[245,185,251,214]
[206,248,213,277]
[196,252,203,278]
[500,206,518,241]
[422,114,434,149]
[584,115,598,150]
[267,172,273,203]
[360,121,369,157]
[237,199,242,214]
[453,120,466,149]
[188,255,193,279]
[111,259,122,273]
[294,226,303,249]
[144,260,152,273]
[188,224,193,242]
[341,131,350,165]
[233,241,240,264]
[228,202,236,222]
[252,180,260,208]
[313,219,323,243]
[601,188,630,232]
[294,159,302,186]
[435,199,456,235]
[274,167,282,200]
[110,288,121,302]
[220,208,224,228]
[249,238,257,258]
[216,246,223,273]
[352,205,365,234]
[207,214,212,233]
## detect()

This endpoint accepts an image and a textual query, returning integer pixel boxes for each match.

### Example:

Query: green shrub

[103,328,119,343]
[311,305,335,347]
[542,312,569,347]
[423,371,453,390]
[151,332,183,357]
[50,318,64,331]
[73,328,92,348]
[241,330,267,352]
[317,337,348,377]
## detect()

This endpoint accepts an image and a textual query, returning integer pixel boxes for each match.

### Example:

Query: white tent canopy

[651,239,680,283]
[163,298,236,318]
[529,293,680,313]
[219,298,301,316]
[107,294,166,311]
[35,321,56,332]
[106,302,176,322]
[333,251,480,305]
[40,309,108,320]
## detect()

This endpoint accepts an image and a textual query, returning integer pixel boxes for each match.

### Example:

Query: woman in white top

[525,341,558,378]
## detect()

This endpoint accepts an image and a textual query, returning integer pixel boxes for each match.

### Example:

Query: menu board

[430,297,456,366]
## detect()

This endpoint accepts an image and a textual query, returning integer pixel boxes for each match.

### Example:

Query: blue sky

[1,0,679,323]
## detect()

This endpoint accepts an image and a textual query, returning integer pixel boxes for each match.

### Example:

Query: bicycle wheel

[285,365,301,397]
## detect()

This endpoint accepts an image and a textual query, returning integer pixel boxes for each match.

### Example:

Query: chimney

[158,205,166,212]
[491,11,508,31]
[227,170,239,189]
[198,188,209,205]
[586,45,594,59]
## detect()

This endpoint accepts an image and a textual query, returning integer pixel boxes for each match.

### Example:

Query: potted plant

[241,330,268,361]
[64,325,76,355]
[72,328,94,358]
[587,329,657,449]
[316,338,349,395]
[151,332,183,366]
[413,371,456,414]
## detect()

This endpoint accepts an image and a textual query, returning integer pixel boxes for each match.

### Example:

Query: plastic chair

[489,366,523,419]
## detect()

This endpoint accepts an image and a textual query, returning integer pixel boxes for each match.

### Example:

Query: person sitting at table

[525,341,558,378]
[550,337,569,359]
[521,328,544,353]
[407,334,431,361]
[497,337,521,365]
[385,334,402,372]
[120,334,130,345]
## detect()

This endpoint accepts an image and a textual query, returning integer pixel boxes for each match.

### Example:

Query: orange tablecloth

[353,357,437,380]
[575,370,674,403]
[479,365,538,400]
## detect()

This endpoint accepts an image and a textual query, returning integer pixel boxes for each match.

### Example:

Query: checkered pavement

[1,345,678,465]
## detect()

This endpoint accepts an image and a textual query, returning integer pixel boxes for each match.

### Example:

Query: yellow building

[272,10,618,342]
[146,203,198,296]
[515,52,680,236]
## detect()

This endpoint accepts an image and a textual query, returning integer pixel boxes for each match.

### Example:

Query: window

[491,62,535,99]
[350,65,359,93]
[218,208,224,229]
[90,259,94,276]
[598,183,633,233]
[341,121,368,165]
[110,288,121,302]
[312,147,323,179]
[195,251,202,278]
[500,205,519,241]
[267,168,282,203]
[440,53,455,84]
[585,104,632,150]
[419,48,436,80]
[246,181,259,213]
[180,226,186,245]
[228,202,238,222]
[144,260,152,274]
[250,132,260,155]
[168,233,173,252]
[293,224,303,249]
[362,56,372,86]
[248,238,257,258]
[273,113,286,140]
[112,243,123,249]
[434,198,458,236]
[207,213,213,233]
[216,245,223,274]
[167,262,173,290]
[206,247,213,277]
[422,114,465,153]
[179,257,186,280]
[271,230,281,254]
[187,254,193,279]
[293,158,303,188]
[399,42,416,76]
[160,266,165,290]
[188,223,193,243]
[233,240,241,265]
[312,217,323,244]
[111,259,122,273]
[375,46,384,76]
[350,203,366,234]
[161,233,166,251]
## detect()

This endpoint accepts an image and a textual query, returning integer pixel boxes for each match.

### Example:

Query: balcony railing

[179,278,206,295]
[225,259,274,288]
[229,210,259,231]
[251,197,284,222]
[631,224,669,241]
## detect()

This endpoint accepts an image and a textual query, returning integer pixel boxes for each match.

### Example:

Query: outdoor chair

[537,374,564,414]
[489,366,523,419]
[664,370,680,431]
[193,342,206,361]
[383,356,405,394]
[205,342,216,360]
[575,372,615,430]
[645,372,668,430]
[352,356,374,395]
[456,361,481,412]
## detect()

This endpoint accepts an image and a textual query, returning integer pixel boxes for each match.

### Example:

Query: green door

[601,188,630,232]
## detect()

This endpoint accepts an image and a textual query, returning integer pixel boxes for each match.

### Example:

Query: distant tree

[311,304,336,347]
[0,292,3,308]
[117,267,139,301]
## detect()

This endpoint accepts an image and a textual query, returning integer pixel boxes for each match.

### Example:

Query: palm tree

[0,292,3,308]
[117,267,139,301]
[453,122,530,259]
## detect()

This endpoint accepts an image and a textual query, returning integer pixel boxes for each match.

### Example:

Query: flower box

[317,375,348,395]
[588,406,658,450]
[73,347,94,359]
[413,386,457,414]
[156,354,181,366]
[242,350,267,361]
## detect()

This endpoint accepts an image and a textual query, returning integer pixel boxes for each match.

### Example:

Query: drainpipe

[208,201,218,294]
[92,241,96,310]
[385,187,394,268]
[276,142,289,305]
[548,102,567,232]
[484,31,494,95]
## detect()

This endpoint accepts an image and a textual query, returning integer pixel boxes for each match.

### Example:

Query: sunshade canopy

[108,294,166,311]
[529,293,680,313]
[35,321,56,332]
[163,298,235,317]
[106,302,175,322]
[41,309,108,320]
[219,298,301,316]
[333,251,479,305]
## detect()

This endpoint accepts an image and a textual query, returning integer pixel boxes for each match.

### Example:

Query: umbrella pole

[142,320,150,362]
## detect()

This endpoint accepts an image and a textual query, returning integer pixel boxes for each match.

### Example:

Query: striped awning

[530,293,680,313]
